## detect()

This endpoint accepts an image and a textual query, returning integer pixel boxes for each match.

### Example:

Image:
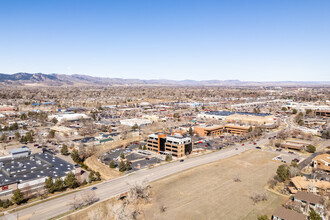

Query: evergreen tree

[11,189,24,205]
[20,113,27,120]
[82,179,88,185]
[309,208,322,220]
[64,171,79,188]
[89,171,96,182]
[71,149,81,163]
[109,160,116,168]
[45,176,54,189]
[120,152,125,159]
[26,132,33,143]
[20,136,27,143]
[125,160,131,171]
[54,176,64,191]
[143,145,147,150]
[51,117,58,124]
[119,160,126,172]
[276,165,289,182]
[15,132,21,140]
[61,145,69,155]
[95,172,101,181]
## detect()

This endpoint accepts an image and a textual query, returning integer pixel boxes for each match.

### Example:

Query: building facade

[146,133,192,158]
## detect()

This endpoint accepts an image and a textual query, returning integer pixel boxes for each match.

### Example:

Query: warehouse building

[0,151,76,198]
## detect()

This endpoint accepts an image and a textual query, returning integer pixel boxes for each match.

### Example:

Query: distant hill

[0,72,329,87]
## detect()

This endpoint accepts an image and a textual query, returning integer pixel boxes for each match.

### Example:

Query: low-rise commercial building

[48,113,90,122]
[194,124,250,136]
[0,151,76,198]
[312,154,330,172]
[146,133,192,158]
[120,118,152,127]
[315,110,330,118]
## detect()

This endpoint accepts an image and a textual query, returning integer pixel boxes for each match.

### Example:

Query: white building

[48,113,90,122]
[120,118,152,127]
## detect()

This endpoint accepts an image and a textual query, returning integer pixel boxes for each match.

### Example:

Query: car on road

[253,143,257,145]
[288,151,294,154]
[255,146,261,149]
[242,144,244,146]
[180,159,184,162]
[146,157,150,160]
[91,187,97,191]
[276,149,282,152]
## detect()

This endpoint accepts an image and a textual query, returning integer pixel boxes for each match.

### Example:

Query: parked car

[180,159,184,162]
[288,151,294,154]
[276,149,282,152]
[253,143,257,145]
[242,144,244,146]
[91,187,97,191]
[255,146,261,149]
[292,158,300,162]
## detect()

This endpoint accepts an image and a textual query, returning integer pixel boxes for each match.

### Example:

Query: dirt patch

[143,150,286,220]
[84,155,123,180]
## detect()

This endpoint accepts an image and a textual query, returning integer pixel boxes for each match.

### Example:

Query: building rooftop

[0,151,75,185]
[294,191,323,204]
[273,206,306,220]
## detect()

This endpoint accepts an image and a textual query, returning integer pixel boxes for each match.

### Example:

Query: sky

[0,0,329,81]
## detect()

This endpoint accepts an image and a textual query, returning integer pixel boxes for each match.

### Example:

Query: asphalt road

[1,144,256,220]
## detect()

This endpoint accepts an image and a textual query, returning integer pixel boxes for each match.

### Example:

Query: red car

[242,144,245,146]
[253,143,257,145]
[205,145,208,147]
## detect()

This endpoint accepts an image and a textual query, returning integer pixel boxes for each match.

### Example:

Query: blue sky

[0,0,329,81]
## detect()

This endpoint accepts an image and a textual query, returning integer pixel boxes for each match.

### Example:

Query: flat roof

[0,152,74,186]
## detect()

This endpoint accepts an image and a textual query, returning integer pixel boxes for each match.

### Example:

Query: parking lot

[100,143,161,171]
[272,151,303,164]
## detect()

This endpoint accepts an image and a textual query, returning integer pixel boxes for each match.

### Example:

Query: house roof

[291,176,330,190]
[312,154,330,163]
[273,207,306,220]
[294,191,323,204]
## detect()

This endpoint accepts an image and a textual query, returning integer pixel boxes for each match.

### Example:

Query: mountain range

[0,72,329,87]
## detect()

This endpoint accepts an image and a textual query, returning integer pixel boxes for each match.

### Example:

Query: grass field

[64,150,286,220]
[84,155,123,180]
[143,150,286,220]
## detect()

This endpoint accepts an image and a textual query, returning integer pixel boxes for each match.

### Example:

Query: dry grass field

[65,150,285,220]
[84,155,123,180]
[143,150,286,220]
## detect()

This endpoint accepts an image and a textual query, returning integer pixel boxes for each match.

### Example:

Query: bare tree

[82,191,98,205]
[69,195,83,210]
[233,174,242,182]
[250,191,268,204]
